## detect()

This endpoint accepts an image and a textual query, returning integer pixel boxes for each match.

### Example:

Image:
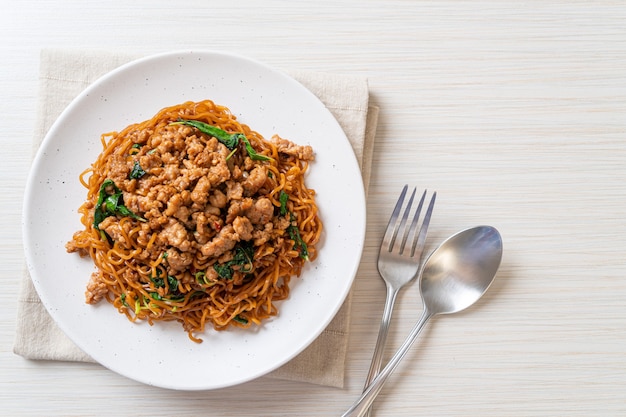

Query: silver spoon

[342,225,503,417]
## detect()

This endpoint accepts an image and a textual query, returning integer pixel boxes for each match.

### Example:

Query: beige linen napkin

[14,49,378,389]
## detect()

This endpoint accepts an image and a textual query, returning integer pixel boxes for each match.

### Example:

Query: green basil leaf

[129,161,146,179]
[93,179,146,231]
[279,190,289,216]
[173,119,272,161]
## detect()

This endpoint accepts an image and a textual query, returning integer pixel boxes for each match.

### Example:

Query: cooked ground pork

[85,271,108,304]
[65,99,325,341]
[73,123,314,305]
[269,134,314,160]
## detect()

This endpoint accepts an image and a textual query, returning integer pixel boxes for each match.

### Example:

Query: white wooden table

[2,2,625,416]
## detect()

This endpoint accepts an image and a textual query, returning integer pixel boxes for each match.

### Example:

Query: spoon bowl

[421,225,502,316]
[342,225,503,417]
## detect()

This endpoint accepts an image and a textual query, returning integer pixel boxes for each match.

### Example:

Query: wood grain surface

[1,1,625,416]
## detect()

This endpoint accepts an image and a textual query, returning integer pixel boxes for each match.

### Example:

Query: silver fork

[361,185,436,417]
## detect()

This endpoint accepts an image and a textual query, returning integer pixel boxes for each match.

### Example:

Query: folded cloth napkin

[14,49,378,389]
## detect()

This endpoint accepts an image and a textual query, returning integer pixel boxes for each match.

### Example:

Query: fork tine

[381,185,408,251]
[397,188,418,254]
[392,188,415,252]
[382,186,408,250]
[411,191,436,257]
[403,190,427,255]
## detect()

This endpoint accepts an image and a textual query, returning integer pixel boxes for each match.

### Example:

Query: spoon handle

[342,309,433,417]
[361,283,399,417]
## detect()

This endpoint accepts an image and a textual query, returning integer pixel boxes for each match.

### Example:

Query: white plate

[23,50,366,390]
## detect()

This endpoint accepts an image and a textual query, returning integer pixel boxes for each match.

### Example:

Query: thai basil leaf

[288,217,309,261]
[120,293,129,307]
[173,119,271,161]
[278,190,309,260]
[240,135,271,161]
[213,243,255,280]
[172,119,239,148]
[279,190,289,216]
[93,179,146,230]
[150,272,178,291]
[213,264,234,280]
[129,161,146,179]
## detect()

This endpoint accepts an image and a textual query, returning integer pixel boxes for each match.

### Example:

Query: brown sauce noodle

[66,100,321,342]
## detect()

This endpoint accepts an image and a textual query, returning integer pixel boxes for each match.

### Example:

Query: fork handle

[343,309,433,417]
[361,282,399,417]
